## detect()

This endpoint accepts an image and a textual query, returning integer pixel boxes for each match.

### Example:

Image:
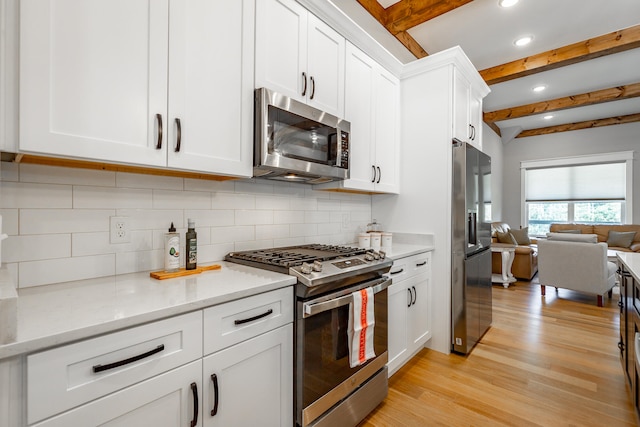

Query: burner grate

[226,244,366,269]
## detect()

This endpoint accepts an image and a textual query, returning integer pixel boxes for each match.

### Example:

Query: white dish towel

[348,287,376,368]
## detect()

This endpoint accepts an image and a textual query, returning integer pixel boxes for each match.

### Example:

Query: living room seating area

[549,223,640,253]
[491,222,538,281]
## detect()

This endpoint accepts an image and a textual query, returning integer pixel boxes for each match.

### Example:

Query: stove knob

[364,252,375,261]
[301,262,313,274]
[312,260,323,272]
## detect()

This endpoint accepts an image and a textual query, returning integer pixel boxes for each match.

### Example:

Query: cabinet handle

[412,285,417,306]
[190,382,199,427]
[619,341,624,351]
[92,344,165,373]
[310,76,315,99]
[371,165,376,183]
[416,261,427,267]
[155,114,163,149]
[174,118,182,152]
[210,374,219,416]
[376,166,381,184]
[302,72,307,96]
[407,288,413,307]
[234,308,273,325]
[390,268,404,275]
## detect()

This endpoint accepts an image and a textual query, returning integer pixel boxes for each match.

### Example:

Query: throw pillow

[509,227,531,245]
[557,229,581,234]
[607,230,637,248]
[496,231,517,244]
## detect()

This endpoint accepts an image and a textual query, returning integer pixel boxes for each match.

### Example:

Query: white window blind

[525,162,626,202]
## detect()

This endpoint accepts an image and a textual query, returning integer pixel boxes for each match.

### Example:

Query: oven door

[296,277,389,427]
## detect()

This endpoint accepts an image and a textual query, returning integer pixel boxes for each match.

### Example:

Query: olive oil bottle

[185,219,197,270]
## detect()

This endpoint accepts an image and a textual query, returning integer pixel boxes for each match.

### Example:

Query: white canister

[381,232,393,249]
[358,233,370,249]
[370,232,382,250]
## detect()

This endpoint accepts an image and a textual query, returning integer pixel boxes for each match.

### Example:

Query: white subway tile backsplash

[21,164,115,187]
[20,209,114,234]
[211,226,254,244]
[255,224,290,240]
[3,234,71,263]
[72,230,153,256]
[235,210,273,225]
[0,209,19,235]
[1,163,372,287]
[212,193,255,210]
[153,189,211,210]
[1,182,72,208]
[19,255,115,288]
[74,186,153,209]
[117,172,183,190]
[5,264,18,288]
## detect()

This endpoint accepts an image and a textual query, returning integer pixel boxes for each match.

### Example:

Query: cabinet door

[408,273,431,351]
[373,69,400,194]
[202,325,293,427]
[387,280,409,376]
[20,0,168,166]
[306,14,345,117]
[469,87,483,149]
[255,0,307,103]
[167,0,253,177]
[33,361,202,427]
[342,43,376,192]
[452,68,471,144]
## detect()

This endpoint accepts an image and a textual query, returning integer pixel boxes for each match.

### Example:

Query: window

[521,152,634,237]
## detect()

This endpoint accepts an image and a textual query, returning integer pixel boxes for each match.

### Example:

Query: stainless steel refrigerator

[451,139,492,354]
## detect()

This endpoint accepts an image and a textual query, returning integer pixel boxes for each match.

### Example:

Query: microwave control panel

[339,131,349,169]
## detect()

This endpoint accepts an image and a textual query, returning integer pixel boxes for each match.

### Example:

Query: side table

[491,244,517,288]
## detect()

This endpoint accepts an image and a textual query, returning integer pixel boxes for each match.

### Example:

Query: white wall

[502,122,640,228]
[0,163,372,288]
[481,124,504,221]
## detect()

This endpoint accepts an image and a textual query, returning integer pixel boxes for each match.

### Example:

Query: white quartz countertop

[618,252,640,282]
[382,243,434,260]
[0,262,295,360]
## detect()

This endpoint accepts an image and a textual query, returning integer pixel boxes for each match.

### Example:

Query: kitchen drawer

[27,311,202,424]
[388,252,431,283]
[203,286,293,355]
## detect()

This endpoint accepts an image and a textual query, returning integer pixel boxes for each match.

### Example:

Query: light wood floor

[361,278,638,426]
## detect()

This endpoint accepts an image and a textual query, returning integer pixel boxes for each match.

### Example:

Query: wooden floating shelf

[150,264,221,280]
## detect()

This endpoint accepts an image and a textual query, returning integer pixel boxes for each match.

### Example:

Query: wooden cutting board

[150,264,221,280]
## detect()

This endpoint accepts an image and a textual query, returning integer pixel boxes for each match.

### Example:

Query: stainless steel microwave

[254,88,350,184]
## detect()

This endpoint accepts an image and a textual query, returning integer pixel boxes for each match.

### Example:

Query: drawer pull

[92,344,165,373]
[416,261,427,267]
[390,268,404,275]
[210,373,219,416]
[234,309,273,325]
[190,382,199,427]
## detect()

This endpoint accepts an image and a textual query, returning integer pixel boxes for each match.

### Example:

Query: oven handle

[302,278,391,318]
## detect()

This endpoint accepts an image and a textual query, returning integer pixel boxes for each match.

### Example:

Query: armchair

[537,233,617,307]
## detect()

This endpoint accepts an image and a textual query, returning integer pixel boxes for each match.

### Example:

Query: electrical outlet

[110,216,130,243]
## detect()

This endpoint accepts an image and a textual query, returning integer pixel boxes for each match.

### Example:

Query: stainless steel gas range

[225,244,392,427]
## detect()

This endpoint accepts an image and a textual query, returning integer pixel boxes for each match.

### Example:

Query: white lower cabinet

[202,325,293,427]
[387,252,431,376]
[32,360,203,427]
[23,287,294,427]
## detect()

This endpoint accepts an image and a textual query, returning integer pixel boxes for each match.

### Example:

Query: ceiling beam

[479,24,640,85]
[385,0,473,34]
[516,113,640,138]
[484,82,640,123]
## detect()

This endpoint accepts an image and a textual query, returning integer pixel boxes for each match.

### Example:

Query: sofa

[549,223,640,253]
[491,222,538,281]
[538,232,617,307]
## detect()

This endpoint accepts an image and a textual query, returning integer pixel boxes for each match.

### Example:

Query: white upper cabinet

[255,0,345,117]
[316,43,399,194]
[19,0,254,178]
[453,68,483,150]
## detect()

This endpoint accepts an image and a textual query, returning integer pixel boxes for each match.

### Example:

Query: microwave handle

[302,278,390,318]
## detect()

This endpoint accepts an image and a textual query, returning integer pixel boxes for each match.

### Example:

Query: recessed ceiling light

[532,85,547,92]
[499,0,519,7]
[543,115,554,120]
[514,36,533,47]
